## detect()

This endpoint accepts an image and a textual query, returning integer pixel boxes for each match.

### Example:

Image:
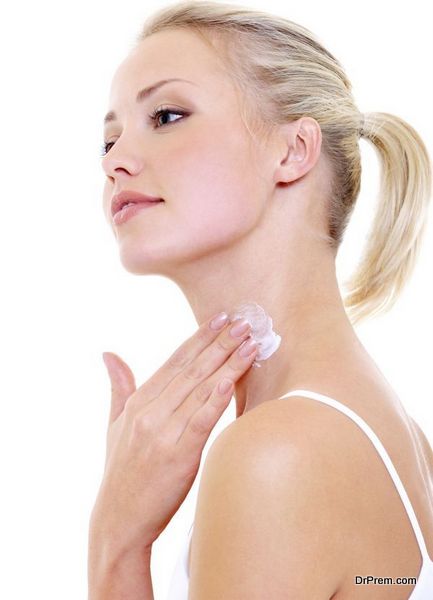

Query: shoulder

[188,398,346,599]
[210,394,352,468]
[202,396,342,500]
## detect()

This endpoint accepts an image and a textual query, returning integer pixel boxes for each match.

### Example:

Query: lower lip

[113,201,163,225]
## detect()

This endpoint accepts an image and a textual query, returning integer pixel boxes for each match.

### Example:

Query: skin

[102,27,372,419]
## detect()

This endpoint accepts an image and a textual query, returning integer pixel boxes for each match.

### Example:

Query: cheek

[161,127,262,244]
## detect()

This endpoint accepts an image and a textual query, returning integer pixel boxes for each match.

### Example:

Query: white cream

[228,302,281,368]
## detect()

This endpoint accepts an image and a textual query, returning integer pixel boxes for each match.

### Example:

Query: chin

[116,236,188,277]
[115,227,243,277]
[118,247,168,276]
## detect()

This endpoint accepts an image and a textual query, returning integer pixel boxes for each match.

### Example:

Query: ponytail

[343,112,432,325]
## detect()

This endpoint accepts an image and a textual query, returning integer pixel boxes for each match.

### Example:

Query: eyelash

[100,106,187,156]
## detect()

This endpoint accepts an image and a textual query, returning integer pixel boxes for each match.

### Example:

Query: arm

[88,523,154,600]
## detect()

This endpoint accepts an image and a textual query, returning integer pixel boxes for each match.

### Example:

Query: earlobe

[273,116,322,185]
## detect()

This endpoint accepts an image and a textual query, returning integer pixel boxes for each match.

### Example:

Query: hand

[89,312,258,555]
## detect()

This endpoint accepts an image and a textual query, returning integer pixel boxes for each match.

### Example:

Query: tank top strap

[278,388,431,562]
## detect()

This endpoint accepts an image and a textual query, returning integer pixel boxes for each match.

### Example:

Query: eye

[99,106,188,157]
[148,105,187,128]
[100,141,114,157]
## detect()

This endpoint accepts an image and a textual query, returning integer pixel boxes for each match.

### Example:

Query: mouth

[114,199,164,218]
[111,190,164,218]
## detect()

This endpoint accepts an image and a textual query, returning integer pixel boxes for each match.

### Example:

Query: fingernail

[230,318,251,338]
[209,311,229,330]
[239,338,258,357]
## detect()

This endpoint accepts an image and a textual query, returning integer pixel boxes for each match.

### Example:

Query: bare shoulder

[220,394,379,547]
[191,391,433,598]
[219,393,356,468]
[207,395,337,484]
[225,394,356,451]
[212,395,347,473]
[189,397,351,597]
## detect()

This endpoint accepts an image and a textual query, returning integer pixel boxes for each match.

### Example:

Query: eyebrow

[103,78,196,126]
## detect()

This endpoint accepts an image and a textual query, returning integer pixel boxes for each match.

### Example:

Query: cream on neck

[228,301,281,368]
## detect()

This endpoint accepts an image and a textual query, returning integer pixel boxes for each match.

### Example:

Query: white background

[0,0,432,598]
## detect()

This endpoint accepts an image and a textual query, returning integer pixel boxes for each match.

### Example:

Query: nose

[102,155,142,181]
[101,136,144,180]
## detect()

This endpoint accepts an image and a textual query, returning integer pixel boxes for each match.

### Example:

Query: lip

[113,201,162,225]
[111,190,164,218]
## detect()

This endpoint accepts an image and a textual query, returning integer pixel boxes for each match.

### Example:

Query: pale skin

[90,27,433,598]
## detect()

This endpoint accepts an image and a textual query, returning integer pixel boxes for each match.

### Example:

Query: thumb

[102,351,137,424]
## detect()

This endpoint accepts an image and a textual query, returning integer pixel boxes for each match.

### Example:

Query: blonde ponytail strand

[343,111,432,325]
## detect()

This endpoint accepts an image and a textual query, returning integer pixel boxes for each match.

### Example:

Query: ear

[272,117,322,185]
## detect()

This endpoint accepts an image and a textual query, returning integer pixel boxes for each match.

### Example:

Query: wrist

[88,516,152,569]
[88,529,153,599]
[89,499,152,550]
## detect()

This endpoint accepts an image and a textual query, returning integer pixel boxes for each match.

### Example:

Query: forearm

[88,529,154,600]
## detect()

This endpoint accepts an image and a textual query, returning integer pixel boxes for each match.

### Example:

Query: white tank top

[166,389,433,599]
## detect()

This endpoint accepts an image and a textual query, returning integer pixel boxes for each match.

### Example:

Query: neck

[169,226,366,418]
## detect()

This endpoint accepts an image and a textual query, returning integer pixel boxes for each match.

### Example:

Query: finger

[148,317,253,421]
[169,336,258,441]
[102,352,137,425]
[131,310,232,405]
[177,370,242,457]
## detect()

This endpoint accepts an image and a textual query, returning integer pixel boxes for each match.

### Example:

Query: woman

[88,1,433,598]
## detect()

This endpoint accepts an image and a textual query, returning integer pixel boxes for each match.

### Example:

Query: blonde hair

[135,0,432,326]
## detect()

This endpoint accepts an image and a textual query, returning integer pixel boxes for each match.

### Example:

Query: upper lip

[111,190,163,217]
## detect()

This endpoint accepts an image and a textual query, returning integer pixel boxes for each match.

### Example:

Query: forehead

[108,28,233,104]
